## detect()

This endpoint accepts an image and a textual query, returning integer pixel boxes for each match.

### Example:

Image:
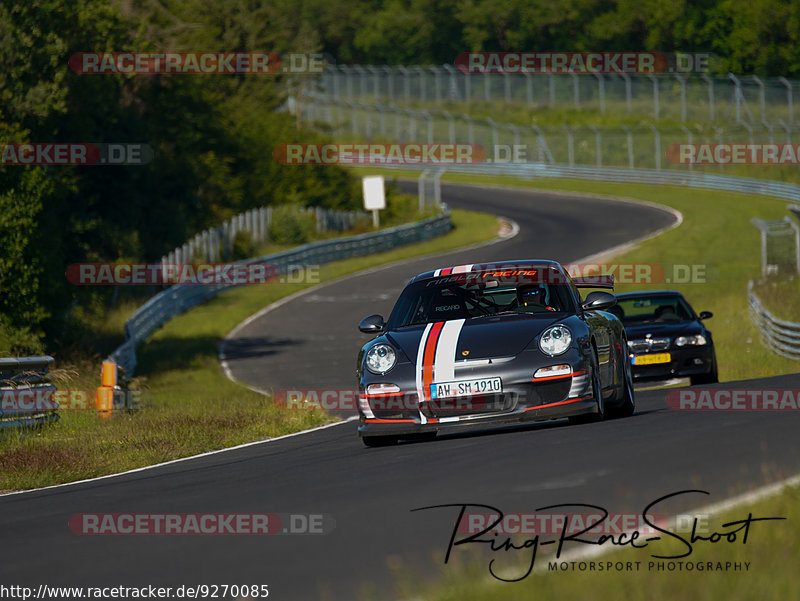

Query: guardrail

[0,356,59,429]
[748,282,800,360]
[109,212,452,376]
[161,205,371,265]
[374,161,800,202]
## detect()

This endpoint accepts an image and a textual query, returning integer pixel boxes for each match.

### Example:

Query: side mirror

[581,291,617,312]
[358,314,386,334]
[699,311,713,320]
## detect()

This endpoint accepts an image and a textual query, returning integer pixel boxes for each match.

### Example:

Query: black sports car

[355,260,635,446]
[612,290,717,385]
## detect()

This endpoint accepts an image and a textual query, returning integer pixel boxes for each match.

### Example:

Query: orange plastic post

[101,361,117,387]
[95,387,113,419]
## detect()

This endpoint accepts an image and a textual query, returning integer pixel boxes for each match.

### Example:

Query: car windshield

[613,295,695,324]
[387,269,576,328]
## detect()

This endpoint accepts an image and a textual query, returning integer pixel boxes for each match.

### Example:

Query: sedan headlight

[365,344,397,374]
[674,334,707,347]
[539,325,572,356]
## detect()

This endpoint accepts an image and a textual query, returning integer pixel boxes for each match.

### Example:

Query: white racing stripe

[433,319,466,383]
[415,322,434,425]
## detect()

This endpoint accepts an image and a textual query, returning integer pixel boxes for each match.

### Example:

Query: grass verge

[0,208,499,491]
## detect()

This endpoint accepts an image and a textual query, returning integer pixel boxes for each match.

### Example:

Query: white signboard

[362,176,386,210]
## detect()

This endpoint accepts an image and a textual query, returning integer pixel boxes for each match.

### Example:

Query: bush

[231,231,255,261]
[268,205,318,245]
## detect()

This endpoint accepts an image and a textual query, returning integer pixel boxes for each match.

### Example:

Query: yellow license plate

[633,353,671,365]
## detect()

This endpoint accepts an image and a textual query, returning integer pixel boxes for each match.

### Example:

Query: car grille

[527,379,572,405]
[628,337,670,353]
[422,393,513,418]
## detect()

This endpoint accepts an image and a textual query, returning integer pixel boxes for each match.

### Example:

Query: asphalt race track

[2,183,800,600]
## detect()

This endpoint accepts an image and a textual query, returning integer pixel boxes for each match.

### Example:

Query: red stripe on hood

[421,321,445,402]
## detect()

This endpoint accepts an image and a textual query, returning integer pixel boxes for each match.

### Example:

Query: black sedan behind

[612,290,717,385]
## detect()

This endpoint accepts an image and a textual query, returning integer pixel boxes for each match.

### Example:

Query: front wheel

[608,357,635,418]
[569,351,604,424]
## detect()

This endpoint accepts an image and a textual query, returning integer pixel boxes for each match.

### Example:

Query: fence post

[622,125,634,168]
[431,66,442,103]
[441,110,455,144]
[486,117,499,153]
[680,126,693,170]
[420,110,434,144]
[778,119,792,144]
[752,76,766,123]
[461,113,474,145]
[367,65,381,101]
[414,66,426,101]
[525,71,533,106]
[589,125,601,167]
[650,125,661,170]
[729,73,742,124]
[563,125,574,166]
[593,73,605,114]
[648,74,660,119]
[571,72,580,109]
[442,64,460,102]
[398,66,411,103]
[675,74,687,122]
[620,73,632,113]
[382,65,394,101]
[418,169,431,212]
[779,77,793,124]
[701,74,715,122]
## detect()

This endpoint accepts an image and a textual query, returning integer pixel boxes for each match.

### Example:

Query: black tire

[690,360,718,386]
[362,435,399,447]
[405,432,437,443]
[608,356,635,418]
[569,350,604,424]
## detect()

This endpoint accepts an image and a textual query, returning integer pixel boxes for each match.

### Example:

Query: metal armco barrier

[109,213,452,376]
[748,282,800,360]
[0,356,59,429]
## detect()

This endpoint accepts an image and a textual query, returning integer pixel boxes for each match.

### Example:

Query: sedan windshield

[614,295,695,324]
[387,273,576,328]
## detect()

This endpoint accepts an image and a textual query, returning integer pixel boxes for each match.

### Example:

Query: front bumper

[358,351,597,438]
[629,345,715,380]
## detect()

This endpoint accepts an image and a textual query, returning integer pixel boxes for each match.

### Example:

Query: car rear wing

[572,275,615,290]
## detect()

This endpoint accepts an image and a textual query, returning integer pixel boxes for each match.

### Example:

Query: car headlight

[539,325,572,356]
[365,344,397,374]
[674,334,707,347]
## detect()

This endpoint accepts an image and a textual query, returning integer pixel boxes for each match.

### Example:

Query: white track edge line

[0,417,358,498]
